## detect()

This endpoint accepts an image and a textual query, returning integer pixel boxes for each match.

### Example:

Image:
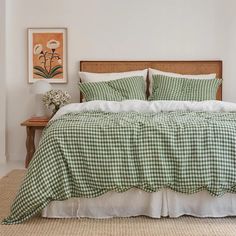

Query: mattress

[42,188,236,218]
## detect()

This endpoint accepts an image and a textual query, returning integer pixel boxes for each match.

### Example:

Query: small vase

[50,111,56,119]
[51,107,60,118]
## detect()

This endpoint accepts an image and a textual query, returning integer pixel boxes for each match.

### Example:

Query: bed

[3,60,236,225]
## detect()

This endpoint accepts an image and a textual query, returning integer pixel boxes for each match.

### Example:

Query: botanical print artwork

[33,33,63,79]
[28,28,67,83]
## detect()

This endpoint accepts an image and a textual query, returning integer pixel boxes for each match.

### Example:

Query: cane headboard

[79,60,222,102]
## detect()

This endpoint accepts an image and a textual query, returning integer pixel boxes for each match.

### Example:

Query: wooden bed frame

[79,61,222,102]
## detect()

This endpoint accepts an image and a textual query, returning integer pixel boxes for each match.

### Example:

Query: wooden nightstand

[21,117,50,168]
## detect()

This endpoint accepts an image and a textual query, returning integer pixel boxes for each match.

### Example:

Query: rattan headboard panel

[80,60,222,101]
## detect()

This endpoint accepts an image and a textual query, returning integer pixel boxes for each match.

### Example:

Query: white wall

[0,0,6,163]
[5,0,233,161]
[222,0,236,102]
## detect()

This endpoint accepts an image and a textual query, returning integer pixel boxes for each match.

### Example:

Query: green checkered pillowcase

[79,76,146,101]
[149,74,222,101]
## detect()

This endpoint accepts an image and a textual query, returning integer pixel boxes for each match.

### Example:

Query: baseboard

[0,155,6,164]
[5,154,25,162]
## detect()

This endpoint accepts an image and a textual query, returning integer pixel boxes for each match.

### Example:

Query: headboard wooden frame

[80,60,222,102]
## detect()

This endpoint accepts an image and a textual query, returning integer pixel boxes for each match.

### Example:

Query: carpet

[0,170,236,236]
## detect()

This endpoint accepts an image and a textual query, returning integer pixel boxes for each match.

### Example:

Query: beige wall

[4,0,234,161]
[0,0,6,163]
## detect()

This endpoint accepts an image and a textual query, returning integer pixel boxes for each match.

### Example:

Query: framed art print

[28,28,68,83]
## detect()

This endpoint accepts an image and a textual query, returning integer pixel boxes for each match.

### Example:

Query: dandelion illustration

[34,44,43,55]
[33,39,63,79]
[47,39,60,50]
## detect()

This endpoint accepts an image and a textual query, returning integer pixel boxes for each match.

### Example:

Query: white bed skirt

[42,189,236,218]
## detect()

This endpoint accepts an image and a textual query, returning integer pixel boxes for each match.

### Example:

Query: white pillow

[148,68,216,95]
[79,69,148,83]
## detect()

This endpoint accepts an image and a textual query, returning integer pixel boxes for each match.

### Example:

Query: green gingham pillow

[149,74,222,101]
[79,76,146,101]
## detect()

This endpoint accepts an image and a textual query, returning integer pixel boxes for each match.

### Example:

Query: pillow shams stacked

[148,68,216,95]
[79,76,146,101]
[149,74,222,101]
[79,69,148,83]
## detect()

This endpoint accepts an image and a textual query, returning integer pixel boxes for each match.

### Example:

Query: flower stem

[42,52,48,74]
[49,49,55,75]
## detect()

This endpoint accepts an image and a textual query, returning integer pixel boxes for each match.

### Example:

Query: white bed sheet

[42,189,236,218]
[53,100,236,122]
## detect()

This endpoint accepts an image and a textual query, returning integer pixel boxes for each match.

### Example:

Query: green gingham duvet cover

[3,100,236,224]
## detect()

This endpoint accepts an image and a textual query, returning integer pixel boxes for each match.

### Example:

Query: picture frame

[28,28,68,83]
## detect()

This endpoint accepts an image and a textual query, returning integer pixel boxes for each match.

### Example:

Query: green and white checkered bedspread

[3,110,236,224]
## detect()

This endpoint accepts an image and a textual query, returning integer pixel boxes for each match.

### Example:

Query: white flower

[34,44,43,55]
[42,89,71,112]
[47,39,60,50]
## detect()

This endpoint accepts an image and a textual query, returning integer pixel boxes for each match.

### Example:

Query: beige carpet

[0,170,236,236]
